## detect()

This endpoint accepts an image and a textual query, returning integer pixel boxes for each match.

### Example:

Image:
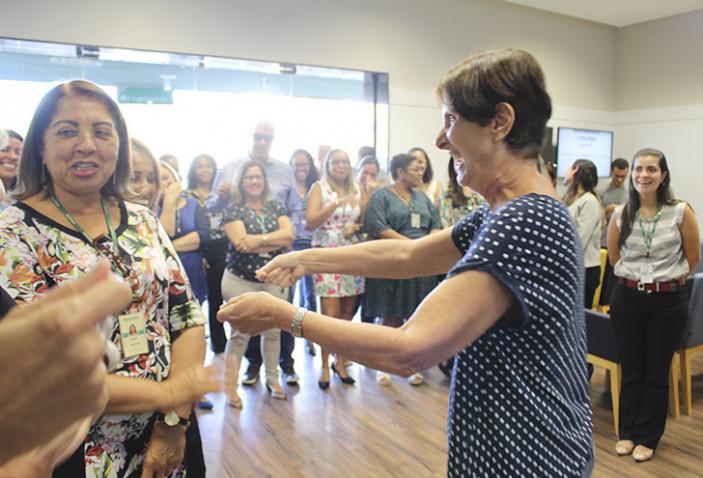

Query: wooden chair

[679,273,703,415]
[586,310,679,435]
[591,249,609,313]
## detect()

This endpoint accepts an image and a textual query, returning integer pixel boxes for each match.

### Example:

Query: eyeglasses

[329,160,350,167]
[243,175,264,182]
[253,133,273,143]
[93,234,141,293]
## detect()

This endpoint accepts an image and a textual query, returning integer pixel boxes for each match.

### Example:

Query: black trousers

[584,265,601,309]
[610,283,688,449]
[205,240,228,354]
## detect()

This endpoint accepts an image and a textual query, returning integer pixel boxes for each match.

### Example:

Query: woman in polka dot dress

[305,149,365,389]
[224,49,594,477]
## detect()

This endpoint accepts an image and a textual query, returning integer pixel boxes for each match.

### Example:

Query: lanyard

[390,186,418,213]
[50,195,119,255]
[254,209,269,234]
[636,208,663,258]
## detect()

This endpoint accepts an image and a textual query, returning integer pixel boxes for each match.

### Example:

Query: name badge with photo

[118,312,149,358]
[411,213,421,229]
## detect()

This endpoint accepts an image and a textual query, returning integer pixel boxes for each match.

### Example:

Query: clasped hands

[217,252,307,334]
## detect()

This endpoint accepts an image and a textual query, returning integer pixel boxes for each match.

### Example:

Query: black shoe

[318,379,330,390]
[241,366,260,386]
[331,362,355,385]
[438,356,455,378]
[282,367,299,385]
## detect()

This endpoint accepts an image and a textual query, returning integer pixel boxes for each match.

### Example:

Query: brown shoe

[615,440,635,456]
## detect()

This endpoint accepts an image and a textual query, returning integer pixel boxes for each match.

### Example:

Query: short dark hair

[357,145,375,160]
[358,155,380,171]
[187,154,217,190]
[408,147,434,183]
[611,157,629,170]
[390,153,417,181]
[435,48,552,158]
[14,80,131,201]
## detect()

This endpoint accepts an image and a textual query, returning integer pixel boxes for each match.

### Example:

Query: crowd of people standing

[0,46,700,477]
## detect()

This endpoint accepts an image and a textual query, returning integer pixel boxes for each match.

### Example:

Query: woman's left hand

[217,292,291,335]
[140,422,186,478]
[342,223,360,239]
[234,235,262,253]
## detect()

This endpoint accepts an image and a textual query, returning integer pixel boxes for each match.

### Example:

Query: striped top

[613,202,688,282]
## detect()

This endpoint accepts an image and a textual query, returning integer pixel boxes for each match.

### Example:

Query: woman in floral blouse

[0,80,211,478]
[221,160,293,407]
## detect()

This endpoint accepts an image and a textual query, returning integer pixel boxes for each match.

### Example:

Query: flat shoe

[376,371,391,387]
[632,445,654,462]
[615,440,635,456]
[408,372,424,386]
[266,383,287,401]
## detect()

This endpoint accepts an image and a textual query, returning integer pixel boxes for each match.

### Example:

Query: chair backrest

[682,273,703,348]
[585,309,619,362]
[591,249,609,309]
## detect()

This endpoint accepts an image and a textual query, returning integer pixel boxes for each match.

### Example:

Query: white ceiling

[504,0,703,27]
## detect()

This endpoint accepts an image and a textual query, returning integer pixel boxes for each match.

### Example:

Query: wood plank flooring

[197,342,703,477]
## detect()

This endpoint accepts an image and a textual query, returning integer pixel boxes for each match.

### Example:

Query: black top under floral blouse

[224,200,288,281]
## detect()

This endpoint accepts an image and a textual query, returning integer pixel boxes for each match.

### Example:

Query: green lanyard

[50,195,119,255]
[254,210,268,234]
[636,208,663,258]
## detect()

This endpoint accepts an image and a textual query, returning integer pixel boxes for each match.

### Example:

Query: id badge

[640,263,654,284]
[410,213,421,228]
[118,312,149,358]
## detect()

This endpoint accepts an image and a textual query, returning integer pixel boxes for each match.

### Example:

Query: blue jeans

[292,238,317,312]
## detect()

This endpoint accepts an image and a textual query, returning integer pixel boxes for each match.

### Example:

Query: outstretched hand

[255,251,308,287]
[217,292,292,336]
[0,260,132,463]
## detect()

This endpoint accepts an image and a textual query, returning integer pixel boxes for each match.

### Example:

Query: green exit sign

[118,87,173,104]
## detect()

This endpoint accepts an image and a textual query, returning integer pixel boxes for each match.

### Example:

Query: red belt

[617,277,686,293]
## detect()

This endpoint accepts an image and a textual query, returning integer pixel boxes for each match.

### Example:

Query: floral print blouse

[0,200,204,478]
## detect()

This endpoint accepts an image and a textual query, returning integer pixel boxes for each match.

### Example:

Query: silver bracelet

[290,307,307,338]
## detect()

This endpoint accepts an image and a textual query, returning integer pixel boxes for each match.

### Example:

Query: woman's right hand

[162,182,182,206]
[256,251,309,287]
[162,366,221,412]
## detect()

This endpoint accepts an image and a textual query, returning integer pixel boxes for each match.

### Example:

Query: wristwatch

[155,411,191,428]
[290,307,307,338]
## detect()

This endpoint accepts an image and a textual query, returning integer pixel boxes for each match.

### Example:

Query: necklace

[636,207,663,258]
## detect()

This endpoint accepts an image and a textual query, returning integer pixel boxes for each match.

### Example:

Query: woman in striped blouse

[607,148,700,462]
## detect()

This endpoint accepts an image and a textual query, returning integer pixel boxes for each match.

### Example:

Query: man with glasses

[208,120,303,386]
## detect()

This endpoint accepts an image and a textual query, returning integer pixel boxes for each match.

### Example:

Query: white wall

[613,10,703,213]
[0,0,617,188]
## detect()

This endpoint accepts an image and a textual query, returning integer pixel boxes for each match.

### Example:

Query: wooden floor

[197,341,703,478]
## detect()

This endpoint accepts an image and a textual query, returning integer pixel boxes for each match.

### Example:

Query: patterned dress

[446,194,593,477]
[0,201,204,478]
[311,181,364,297]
